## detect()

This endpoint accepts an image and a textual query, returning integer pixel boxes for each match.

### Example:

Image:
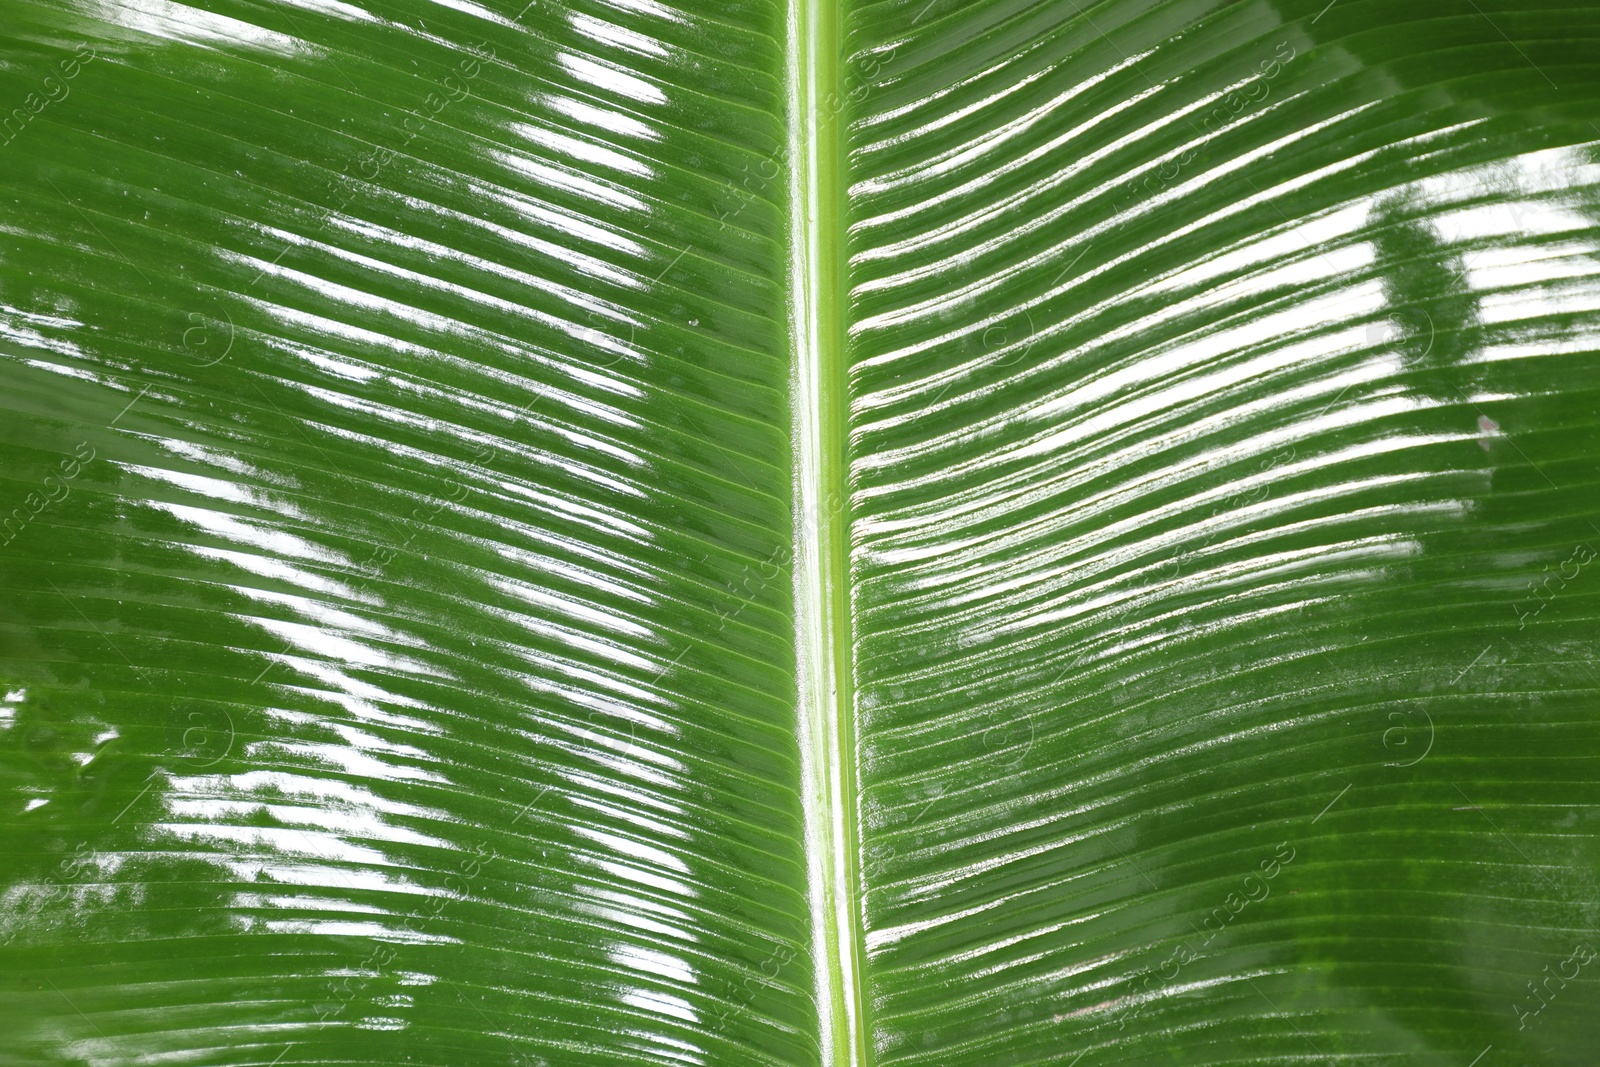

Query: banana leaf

[2,0,1598,1063]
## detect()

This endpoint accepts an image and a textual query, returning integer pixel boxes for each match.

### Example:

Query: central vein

[786,0,868,1063]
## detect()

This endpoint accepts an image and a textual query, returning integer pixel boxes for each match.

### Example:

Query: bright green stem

[787,0,868,1063]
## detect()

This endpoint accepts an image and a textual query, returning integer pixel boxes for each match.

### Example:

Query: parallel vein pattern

[842,0,1600,1063]
[0,1,816,1064]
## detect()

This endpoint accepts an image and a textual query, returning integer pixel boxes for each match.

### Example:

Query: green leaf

[2,0,1599,1064]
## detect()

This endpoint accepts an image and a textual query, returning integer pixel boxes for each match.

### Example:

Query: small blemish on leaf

[1477,414,1499,450]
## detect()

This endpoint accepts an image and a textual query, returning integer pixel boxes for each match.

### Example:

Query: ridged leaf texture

[2,0,1598,1064]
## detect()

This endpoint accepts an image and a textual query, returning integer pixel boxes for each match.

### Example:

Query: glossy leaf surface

[2,0,1598,1064]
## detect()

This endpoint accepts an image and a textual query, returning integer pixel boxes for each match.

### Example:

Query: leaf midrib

[787,0,870,1064]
